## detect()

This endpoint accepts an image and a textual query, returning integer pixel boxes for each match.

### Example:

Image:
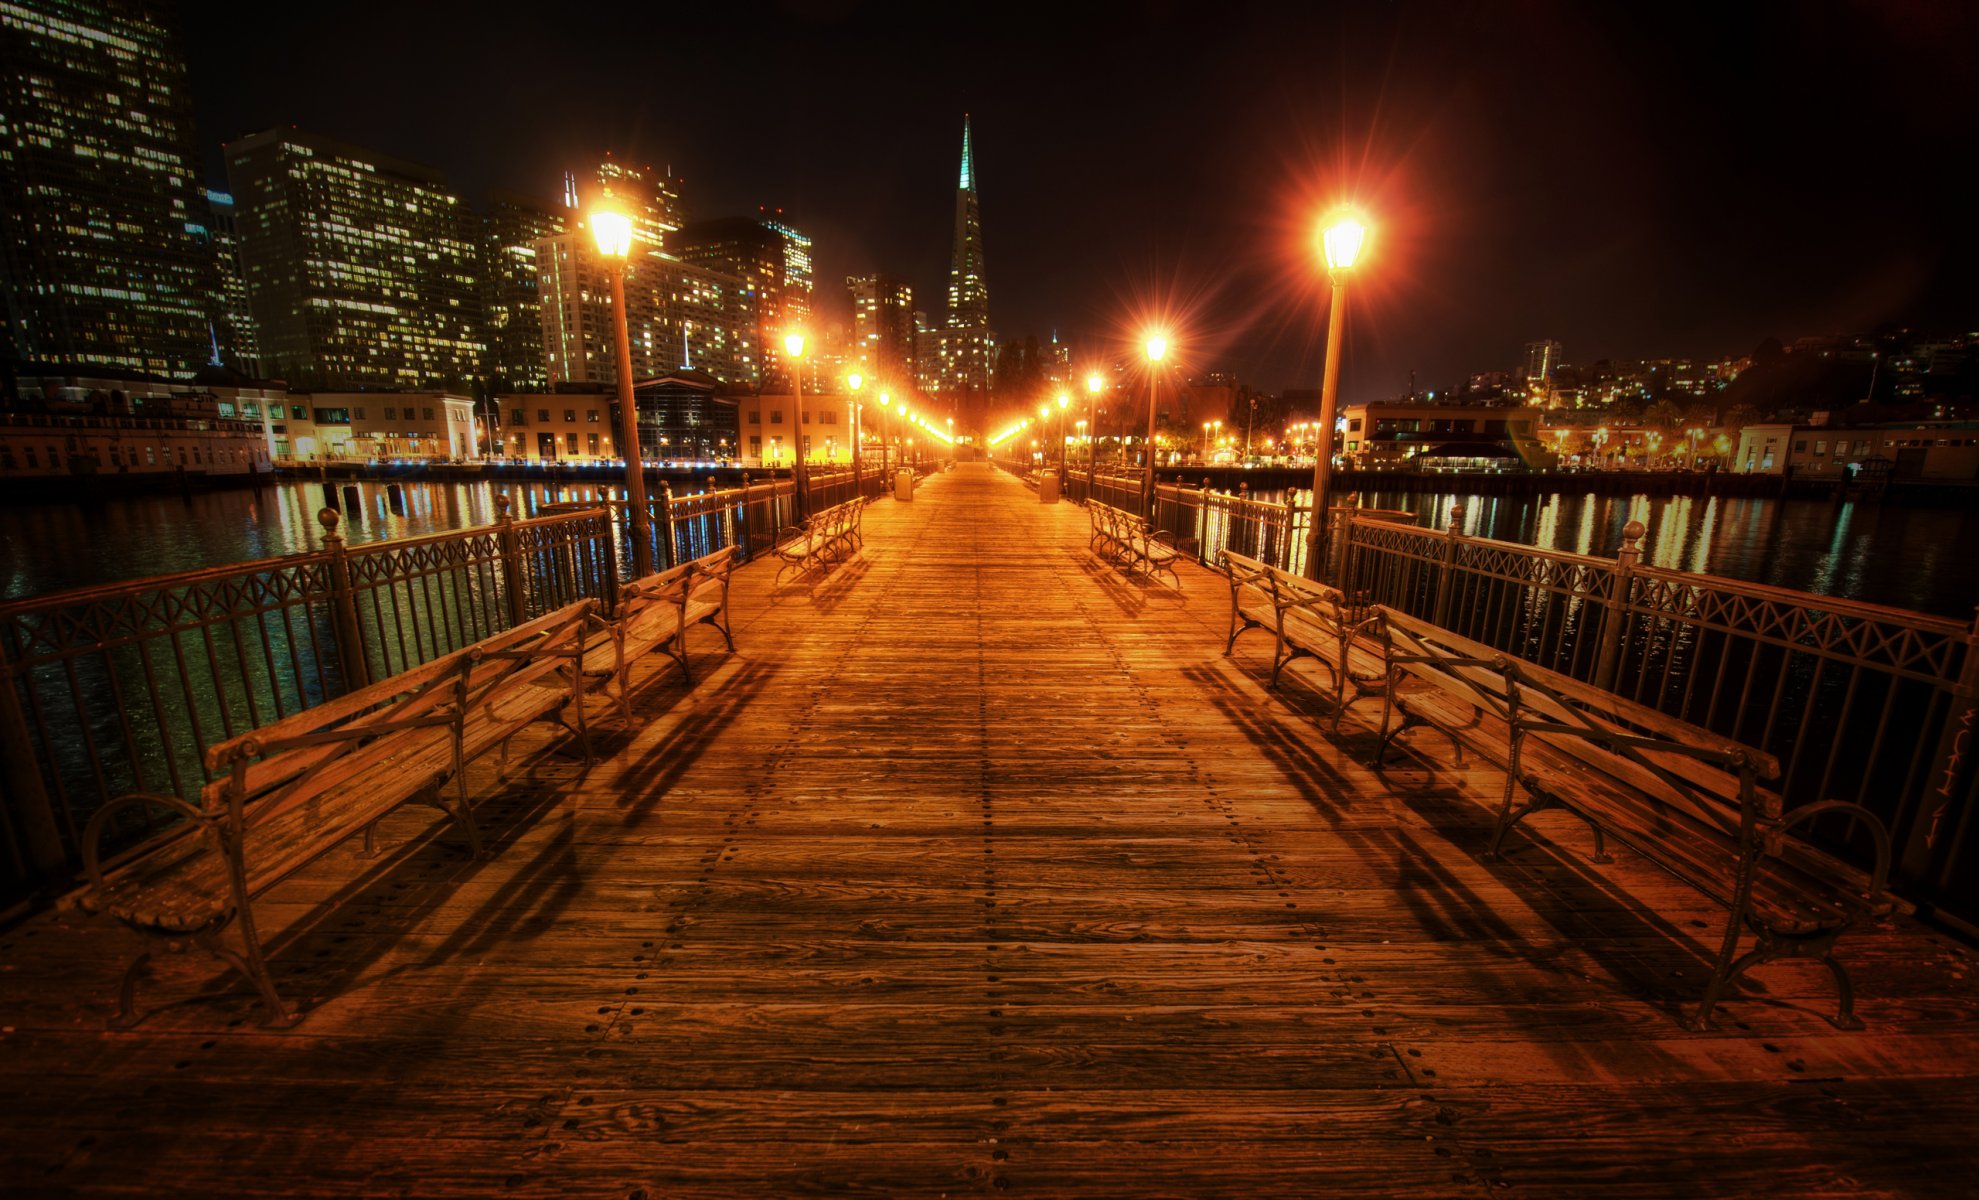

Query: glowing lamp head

[1145,335,1168,363]
[847,372,863,392]
[783,332,807,359]
[1056,393,1069,410]
[878,392,890,408]
[1086,372,1104,394]
[1320,214,1368,272]
[590,208,635,260]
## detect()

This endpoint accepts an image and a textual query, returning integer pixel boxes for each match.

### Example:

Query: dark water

[1281,487,1979,620]
[0,479,644,603]
[2,478,1975,619]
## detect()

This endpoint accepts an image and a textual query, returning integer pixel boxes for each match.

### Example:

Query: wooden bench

[1371,605,1897,1030]
[1216,549,1379,730]
[772,499,863,584]
[581,545,738,721]
[78,600,600,1027]
[1089,500,1182,585]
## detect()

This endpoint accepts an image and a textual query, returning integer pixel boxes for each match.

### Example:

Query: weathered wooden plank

[0,464,1971,1199]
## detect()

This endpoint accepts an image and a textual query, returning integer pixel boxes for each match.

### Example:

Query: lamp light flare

[1145,334,1168,362]
[847,372,863,391]
[590,208,634,259]
[1320,214,1368,271]
[784,332,807,359]
[1056,393,1069,410]
[1086,373,1104,394]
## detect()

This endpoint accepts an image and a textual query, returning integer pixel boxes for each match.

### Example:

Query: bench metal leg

[111,915,299,1029]
[203,929,299,1028]
[110,948,153,1030]
[1820,946,1864,1030]
[1488,778,1613,864]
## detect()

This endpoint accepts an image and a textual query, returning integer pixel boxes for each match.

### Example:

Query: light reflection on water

[1261,487,1976,620]
[0,478,653,602]
[2,478,1975,619]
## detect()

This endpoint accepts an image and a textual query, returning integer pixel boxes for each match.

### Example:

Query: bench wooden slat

[1365,602,1896,1031]
[80,598,601,1028]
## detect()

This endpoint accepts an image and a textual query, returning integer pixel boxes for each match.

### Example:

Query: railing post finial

[317,506,342,546]
[1619,519,1646,567]
[1449,501,1466,537]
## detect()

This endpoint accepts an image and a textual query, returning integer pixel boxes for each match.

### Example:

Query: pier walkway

[1,463,1974,1198]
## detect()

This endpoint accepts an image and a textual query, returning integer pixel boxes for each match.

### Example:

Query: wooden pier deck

[2,463,1975,1198]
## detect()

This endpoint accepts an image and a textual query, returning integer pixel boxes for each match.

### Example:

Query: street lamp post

[877,392,892,481]
[1142,334,1168,515]
[1054,392,1070,483]
[1085,373,1103,497]
[1244,393,1256,459]
[847,372,864,499]
[591,205,651,578]
[784,332,809,519]
[1303,213,1368,582]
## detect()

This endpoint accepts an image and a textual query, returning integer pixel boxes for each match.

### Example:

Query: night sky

[183,0,1979,398]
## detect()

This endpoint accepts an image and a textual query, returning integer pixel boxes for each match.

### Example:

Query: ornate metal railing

[1337,507,1979,926]
[0,498,616,905]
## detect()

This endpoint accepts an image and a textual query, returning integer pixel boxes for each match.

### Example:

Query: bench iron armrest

[1775,800,1894,906]
[81,792,212,895]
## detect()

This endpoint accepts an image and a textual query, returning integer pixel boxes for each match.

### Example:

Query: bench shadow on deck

[1,462,1975,1199]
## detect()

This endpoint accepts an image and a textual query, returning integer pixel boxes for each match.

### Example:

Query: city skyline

[172,1,1979,397]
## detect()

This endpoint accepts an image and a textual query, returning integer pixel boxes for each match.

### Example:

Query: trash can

[1038,474,1060,504]
[894,469,914,501]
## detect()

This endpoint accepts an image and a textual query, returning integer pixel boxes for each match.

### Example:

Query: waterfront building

[0,0,213,377]
[633,370,736,463]
[929,117,996,414]
[482,190,569,393]
[1736,419,1979,480]
[224,129,485,390]
[848,273,916,382]
[495,386,615,462]
[1341,402,1547,470]
[673,213,813,390]
[0,369,273,484]
[732,390,857,468]
[197,191,262,375]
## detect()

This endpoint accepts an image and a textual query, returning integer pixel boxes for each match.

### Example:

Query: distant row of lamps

[597,192,1369,583]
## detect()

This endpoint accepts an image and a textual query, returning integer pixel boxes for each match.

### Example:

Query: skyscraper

[1523,340,1563,387]
[198,190,260,374]
[595,155,687,254]
[534,230,757,389]
[225,129,485,389]
[933,116,995,412]
[847,273,915,382]
[0,0,214,376]
[674,213,814,389]
[483,189,568,392]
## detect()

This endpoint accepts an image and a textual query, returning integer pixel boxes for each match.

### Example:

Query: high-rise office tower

[534,229,756,389]
[225,129,485,388]
[848,273,915,382]
[934,116,995,409]
[483,190,568,392]
[0,0,214,375]
[1523,340,1563,387]
[674,212,814,389]
[593,155,687,253]
[197,190,260,374]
